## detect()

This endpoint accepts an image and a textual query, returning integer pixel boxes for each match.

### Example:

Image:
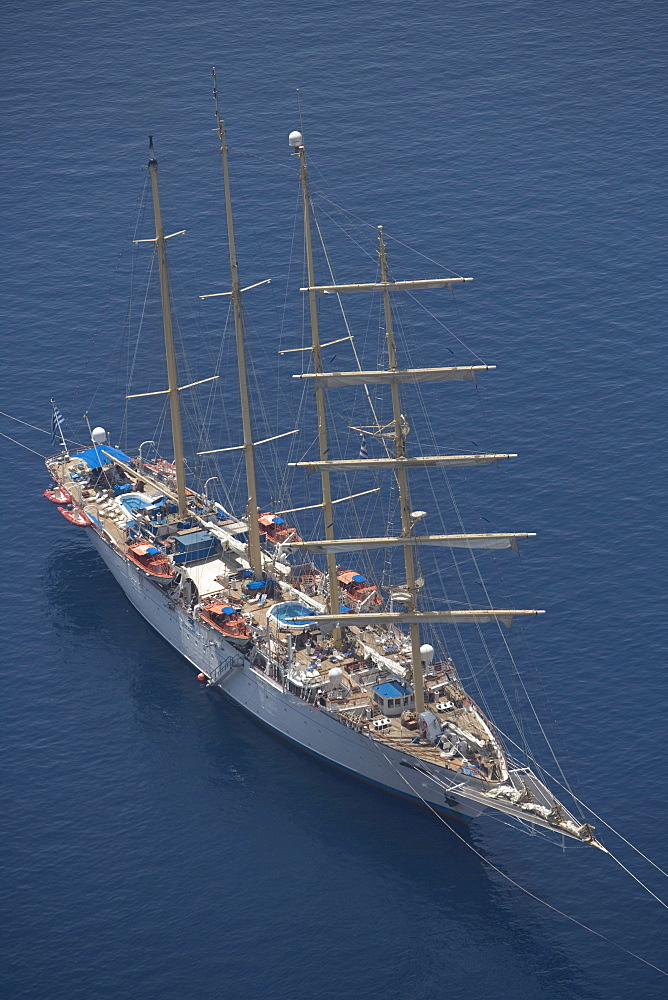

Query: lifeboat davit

[45,486,73,505]
[126,542,173,582]
[337,570,383,608]
[258,512,301,545]
[200,603,251,640]
[58,506,92,526]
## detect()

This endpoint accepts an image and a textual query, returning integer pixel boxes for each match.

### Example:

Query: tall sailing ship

[43,89,602,850]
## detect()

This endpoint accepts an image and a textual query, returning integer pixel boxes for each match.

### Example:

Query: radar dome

[91,426,107,445]
[420,644,434,665]
[328,666,344,687]
[288,131,303,148]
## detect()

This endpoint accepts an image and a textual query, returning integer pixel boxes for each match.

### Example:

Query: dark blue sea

[2,2,667,998]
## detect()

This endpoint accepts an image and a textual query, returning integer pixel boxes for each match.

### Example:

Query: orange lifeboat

[126,542,173,582]
[200,603,251,640]
[258,512,301,545]
[337,570,383,608]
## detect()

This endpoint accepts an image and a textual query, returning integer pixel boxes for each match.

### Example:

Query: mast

[288,199,543,696]
[290,131,340,624]
[212,70,263,578]
[147,137,188,518]
[378,226,425,716]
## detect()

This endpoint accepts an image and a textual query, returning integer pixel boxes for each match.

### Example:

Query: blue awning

[73,445,132,471]
[373,680,411,699]
[352,574,367,583]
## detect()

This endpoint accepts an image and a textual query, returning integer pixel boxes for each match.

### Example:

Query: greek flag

[359,434,368,460]
[51,400,65,444]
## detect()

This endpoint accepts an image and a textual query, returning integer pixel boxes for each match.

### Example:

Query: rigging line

[92,242,154,419]
[310,205,393,462]
[443,542,527,752]
[316,205,379,266]
[78,171,149,406]
[381,749,668,979]
[308,186,465,278]
[415,384,573,797]
[0,410,51,436]
[493,633,577,803]
[475,497,584,803]
[0,430,47,458]
[413,432,530,753]
[120,230,142,446]
[493,725,668,882]
[484,810,579,846]
[383,230,465,277]
[405,291,486,364]
[455,647,511,682]
[278,187,302,347]
[452,378,584,804]
[606,851,668,910]
[450,283,475,357]
[126,252,156,401]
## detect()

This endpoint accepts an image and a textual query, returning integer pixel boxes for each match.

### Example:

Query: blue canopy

[272,516,285,525]
[245,579,268,592]
[222,607,236,615]
[352,574,367,583]
[146,546,159,555]
[73,444,132,471]
[374,680,411,699]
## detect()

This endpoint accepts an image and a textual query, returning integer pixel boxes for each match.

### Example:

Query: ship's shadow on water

[45,543,137,634]
[42,544,605,1000]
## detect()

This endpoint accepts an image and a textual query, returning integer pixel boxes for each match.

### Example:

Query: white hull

[87,527,485,821]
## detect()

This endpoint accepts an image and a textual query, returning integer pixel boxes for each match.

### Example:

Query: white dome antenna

[328,666,344,688]
[289,130,303,148]
[91,426,107,445]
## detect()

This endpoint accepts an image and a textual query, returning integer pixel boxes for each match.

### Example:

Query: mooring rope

[381,749,667,978]
[494,724,668,882]
[0,429,47,458]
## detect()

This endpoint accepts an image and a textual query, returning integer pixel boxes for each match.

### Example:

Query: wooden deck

[51,459,505,785]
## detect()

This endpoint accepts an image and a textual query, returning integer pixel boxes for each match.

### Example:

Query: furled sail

[287,532,535,554]
[301,277,473,294]
[291,453,516,472]
[293,365,494,387]
[289,609,545,629]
